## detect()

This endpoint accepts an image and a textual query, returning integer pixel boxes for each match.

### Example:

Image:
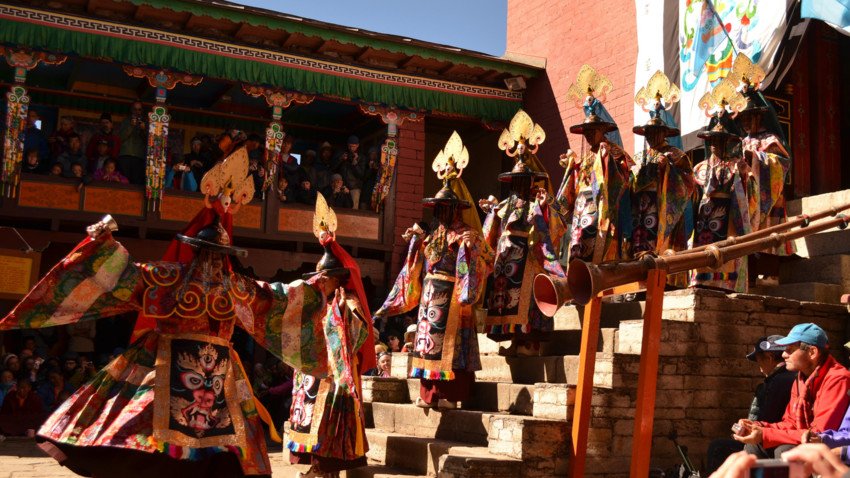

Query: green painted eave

[126,0,541,78]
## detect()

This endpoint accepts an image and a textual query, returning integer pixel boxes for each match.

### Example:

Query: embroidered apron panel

[569,189,599,262]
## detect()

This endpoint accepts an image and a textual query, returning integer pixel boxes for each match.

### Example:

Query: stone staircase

[751,189,850,303]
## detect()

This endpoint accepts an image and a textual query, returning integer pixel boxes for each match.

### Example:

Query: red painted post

[629,269,667,478]
[569,294,602,477]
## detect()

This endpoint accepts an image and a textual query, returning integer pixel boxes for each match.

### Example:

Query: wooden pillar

[629,268,667,478]
[790,43,811,197]
[569,295,602,478]
[122,66,202,211]
[812,24,841,195]
[357,105,424,277]
[0,47,67,198]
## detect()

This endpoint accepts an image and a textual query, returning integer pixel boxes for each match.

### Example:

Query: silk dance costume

[0,149,333,478]
[629,71,695,287]
[557,65,634,265]
[375,132,493,409]
[480,110,565,355]
[690,78,751,292]
[730,54,795,259]
[287,193,375,478]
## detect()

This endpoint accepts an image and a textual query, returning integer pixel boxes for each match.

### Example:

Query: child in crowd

[93,158,129,184]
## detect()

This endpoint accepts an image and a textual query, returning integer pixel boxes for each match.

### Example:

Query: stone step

[477,354,580,384]
[365,430,522,477]
[779,254,850,290]
[751,282,843,304]
[477,330,588,356]
[362,377,410,403]
[792,228,850,258]
[343,465,427,478]
[369,402,491,446]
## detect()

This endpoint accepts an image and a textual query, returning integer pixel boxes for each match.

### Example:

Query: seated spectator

[401,324,417,353]
[49,163,62,176]
[86,112,121,162]
[276,177,295,204]
[0,377,46,436]
[707,336,797,473]
[61,352,78,381]
[165,157,198,191]
[386,331,402,353]
[0,370,14,408]
[93,158,129,184]
[322,173,353,208]
[296,178,317,206]
[21,148,44,174]
[732,323,850,458]
[89,138,114,173]
[67,355,96,389]
[37,370,74,412]
[48,116,77,159]
[55,134,87,177]
[22,356,39,384]
[186,137,212,185]
[3,354,20,378]
[375,352,392,378]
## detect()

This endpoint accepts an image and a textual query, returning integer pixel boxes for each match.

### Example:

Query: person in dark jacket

[337,135,366,209]
[705,335,796,473]
[322,173,353,209]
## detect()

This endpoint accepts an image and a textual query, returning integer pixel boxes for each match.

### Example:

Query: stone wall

[582,289,850,477]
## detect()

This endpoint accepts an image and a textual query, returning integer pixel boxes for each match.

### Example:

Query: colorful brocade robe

[629,144,695,287]
[0,233,327,476]
[376,220,492,381]
[691,153,752,292]
[482,196,565,335]
[742,131,796,256]
[287,291,369,464]
[558,141,634,263]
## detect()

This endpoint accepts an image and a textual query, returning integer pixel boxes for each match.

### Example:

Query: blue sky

[234,0,508,56]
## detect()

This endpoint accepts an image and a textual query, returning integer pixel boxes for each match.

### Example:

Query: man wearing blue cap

[732,323,850,458]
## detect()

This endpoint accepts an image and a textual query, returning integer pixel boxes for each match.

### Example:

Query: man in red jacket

[733,323,850,458]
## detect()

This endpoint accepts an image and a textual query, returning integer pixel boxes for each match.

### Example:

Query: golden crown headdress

[200,147,256,207]
[497,110,545,158]
[729,54,766,92]
[698,77,747,117]
[635,70,680,111]
[312,192,338,239]
[567,64,613,109]
[432,131,470,184]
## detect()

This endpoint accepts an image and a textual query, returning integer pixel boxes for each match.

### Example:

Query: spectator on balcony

[24,110,49,163]
[117,101,148,185]
[55,135,87,176]
[185,137,212,185]
[48,116,78,159]
[86,112,121,161]
[278,135,300,186]
[246,154,265,193]
[49,163,62,176]
[361,146,381,209]
[733,323,850,458]
[276,177,295,204]
[322,173,353,209]
[298,149,318,187]
[338,135,366,209]
[165,156,198,191]
[93,158,129,184]
[313,141,337,190]
[22,149,45,175]
[89,139,114,173]
[295,178,317,206]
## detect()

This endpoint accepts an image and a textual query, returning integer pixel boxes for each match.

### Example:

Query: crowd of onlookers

[0,317,132,437]
[23,103,383,210]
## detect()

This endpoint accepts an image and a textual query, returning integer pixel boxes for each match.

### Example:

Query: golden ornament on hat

[200,147,256,206]
[566,64,613,108]
[312,192,338,239]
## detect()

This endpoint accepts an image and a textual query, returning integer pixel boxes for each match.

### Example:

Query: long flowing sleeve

[657,150,696,251]
[249,278,329,378]
[456,232,490,305]
[481,203,503,251]
[530,201,565,277]
[374,235,425,318]
[0,234,144,330]
[747,137,791,232]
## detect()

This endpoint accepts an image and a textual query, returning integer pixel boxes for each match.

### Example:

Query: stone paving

[0,438,305,478]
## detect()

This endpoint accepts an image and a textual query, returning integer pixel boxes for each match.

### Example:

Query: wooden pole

[629,269,667,478]
[569,294,602,477]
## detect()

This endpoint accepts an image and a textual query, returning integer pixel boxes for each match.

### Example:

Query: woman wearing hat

[287,194,375,478]
[690,77,751,292]
[629,72,695,286]
[0,148,337,477]
[374,132,493,410]
[558,65,634,264]
[731,55,795,257]
[479,110,565,356]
